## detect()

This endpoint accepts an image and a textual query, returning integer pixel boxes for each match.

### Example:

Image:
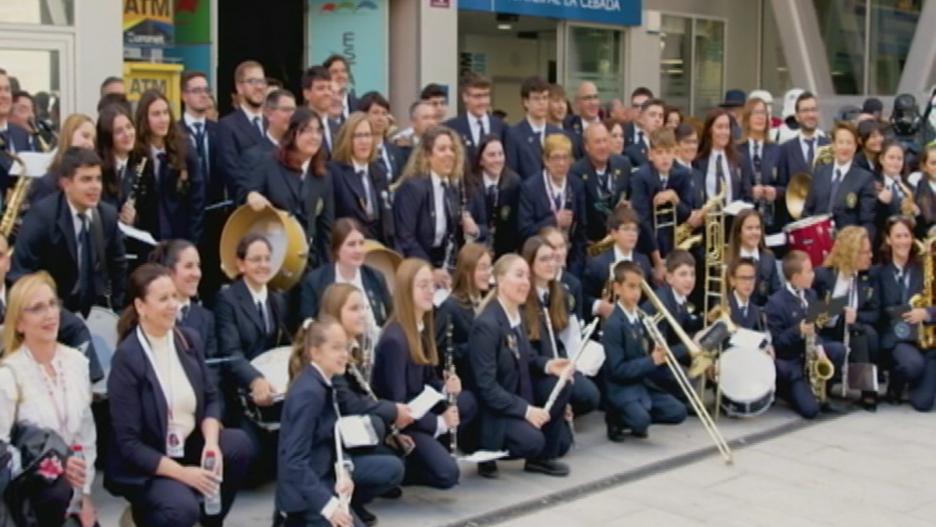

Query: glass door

[0,29,74,128]
[558,21,625,102]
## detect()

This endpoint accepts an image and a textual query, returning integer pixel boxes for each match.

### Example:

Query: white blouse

[0,344,97,495]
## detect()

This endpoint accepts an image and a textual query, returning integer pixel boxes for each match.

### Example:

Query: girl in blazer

[727,208,781,306]
[468,135,517,257]
[245,108,334,268]
[279,316,404,527]
[96,103,139,211]
[469,254,573,479]
[299,218,392,340]
[328,111,393,245]
[105,264,252,527]
[693,108,751,205]
[371,258,477,489]
[0,272,98,526]
[876,141,920,224]
[132,90,206,244]
[392,126,482,289]
[738,97,783,232]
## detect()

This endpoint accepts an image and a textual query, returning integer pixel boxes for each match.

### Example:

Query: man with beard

[217,60,268,201]
[777,91,829,184]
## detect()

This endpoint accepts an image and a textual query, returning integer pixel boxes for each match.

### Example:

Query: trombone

[639,279,733,464]
[653,196,678,249]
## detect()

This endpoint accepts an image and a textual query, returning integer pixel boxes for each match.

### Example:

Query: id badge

[166,427,185,458]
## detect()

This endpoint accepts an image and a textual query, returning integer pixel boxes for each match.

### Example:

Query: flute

[445,319,457,456]
[333,422,353,515]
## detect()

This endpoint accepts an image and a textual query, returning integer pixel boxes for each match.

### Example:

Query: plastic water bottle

[68,445,84,514]
[202,451,222,516]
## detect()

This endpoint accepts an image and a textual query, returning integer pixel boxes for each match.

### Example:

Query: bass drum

[784,214,834,268]
[220,204,309,291]
[718,346,776,418]
[240,346,292,431]
[363,239,403,293]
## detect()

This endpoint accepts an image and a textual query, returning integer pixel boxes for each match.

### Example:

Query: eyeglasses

[23,298,62,316]
[185,87,211,95]
[244,255,272,264]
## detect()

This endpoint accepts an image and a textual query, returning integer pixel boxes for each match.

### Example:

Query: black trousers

[402,390,477,489]
[892,344,936,411]
[775,342,846,419]
[505,376,573,460]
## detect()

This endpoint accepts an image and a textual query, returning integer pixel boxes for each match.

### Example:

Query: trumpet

[638,279,733,464]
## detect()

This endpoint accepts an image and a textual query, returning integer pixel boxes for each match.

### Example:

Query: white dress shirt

[430,172,448,247]
[705,149,732,202]
[544,172,566,212]
[248,284,270,329]
[242,105,264,136]
[527,117,546,145]
[469,112,490,146]
[335,264,379,343]
[739,247,760,261]
[826,272,857,327]
[799,132,819,163]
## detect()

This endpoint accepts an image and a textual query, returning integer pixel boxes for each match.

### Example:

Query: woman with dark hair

[105,263,252,527]
[133,89,205,243]
[328,111,393,244]
[393,125,482,289]
[299,217,393,340]
[435,243,493,381]
[855,120,885,175]
[875,140,920,232]
[149,240,217,359]
[213,233,290,481]
[876,216,936,410]
[910,143,936,238]
[663,106,683,130]
[95,104,139,211]
[604,118,626,156]
[371,258,476,489]
[520,236,600,418]
[738,97,782,232]
[470,134,521,258]
[244,108,334,267]
[726,208,780,306]
[693,108,750,205]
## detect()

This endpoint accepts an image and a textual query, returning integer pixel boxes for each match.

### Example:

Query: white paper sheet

[558,315,582,362]
[433,287,451,307]
[407,385,446,420]
[723,200,754,216]
[576,341,607,377]
[457,450,509,463]
[729,328,770,350]
[118,222,158,246]
[9,151,54,177]
[338,415,379,448]
[765,232,787,247]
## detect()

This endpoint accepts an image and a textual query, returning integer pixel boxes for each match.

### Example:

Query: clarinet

[752,156,774,227]
[445,319,457,456]
[346,363,414,456]
[125,157,148,224]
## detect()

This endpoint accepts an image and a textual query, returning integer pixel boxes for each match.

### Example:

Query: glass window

[761,1,792,97]
[869,0,921,94]
[0,48,62,127]
[659,15,691,116]
[566,26,623,102]
[0,0,74,26]
[814,0,866,95]
[693,18,725,115]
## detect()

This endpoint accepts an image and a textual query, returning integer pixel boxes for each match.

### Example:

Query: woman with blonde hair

[813,225,881,410]
[0,272,98,526]
[329,111,393,244]
[371,258,476,489]
[737,97,782,232]
[435,242,493,379]
[393,125,483,289]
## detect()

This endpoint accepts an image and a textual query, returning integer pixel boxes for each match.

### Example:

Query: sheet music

[765,233,787,247]
[458,450,509,463]
[558,315,582,361]
[118,222,158,246]
[9,151,53,177]
[723,200,754,216]
[576,341,606,377]
[407,385,446,420]
[338,415,380,448]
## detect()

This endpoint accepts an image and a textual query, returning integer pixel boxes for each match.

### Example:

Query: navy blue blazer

[765,287,832,361]
[11,192,127,313]
[803,163,876,240]
[728,292,766,331]
[444,114,507,161]
[469,300,536,450]
[214,279,290,388]
[571,155,633,242]
[235,136,277,204]
[563,115,597,159]
[377,141,407,183]
[105,326,219,493]
[560,270,585,323]
[334,371,397,426]
[812,267,880,331]
[434,296,477,380]
[475,168,522,258]
[692,154,752,203]
[583,249,653,319]
[738,140,784,207]
[602,304,661,406]
[777,135,830,184]
[640,285,702,352]
[178,302,218,360]
[176,119,222,204]
[99,152,146,210]
[0,123,34,194]
[276,364,340,515]
[735,250,782,306]
[372,322,444,435]
[624,141,649,168]
[392,175,463,267]
[504,120,565,180]
[517,172,587,275]
[137,148,206,243]
[874,262,936,349]
[298,264,392,326]
[247,152,334,267]
[328,160,393,244]
[630,163,693,255]
[217,107,265,200]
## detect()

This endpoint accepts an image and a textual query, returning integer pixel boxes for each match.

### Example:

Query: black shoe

[860,391,878,413]
[607,425,627,443]
[885,383,903,405]
[478,461,499,479]
[820,402,845,414]
[631,429,648,439]
[524,458,570,477]
[352,503,377,527]
[272,510,286,527]
[380,486,402,499]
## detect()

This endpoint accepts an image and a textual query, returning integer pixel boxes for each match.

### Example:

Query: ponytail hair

[117,263,173,340]
[149,239,197,270]
[288,315,342,383]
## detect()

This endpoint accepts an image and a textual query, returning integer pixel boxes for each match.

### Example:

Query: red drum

[784,214,834,267]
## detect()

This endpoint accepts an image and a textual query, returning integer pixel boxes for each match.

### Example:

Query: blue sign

[459,0,641,26]
[307,0,388,95]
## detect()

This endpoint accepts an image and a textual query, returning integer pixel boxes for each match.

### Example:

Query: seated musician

[471,135,522,258]
[521,236,600,418]
[765,250,847,419]
[813,226,880,411]
[727,209,781,306]
[106,264,252,527]
[0,273,99,526]
[371,258,477,489]
[26,113,95,204]
[642,249,702,356]
[299,218,392,340]
[392,125,483,290]
[96,103,140,212]
[11,147,127,318]
[282,316,405,527]
[469,254,573,479]
[909,144,936,239]
[435,243,493,381]
[877,216,936,411]
[244,108,334,267]
[602,261,687,441]
[540,226,586,321]
[727,258,768,333]
[569,121,632,244]
[875,141,920,228]
[517,133,587,277]
[629,128,693,265]
[328,112,393,245]
[584,204,654,320]
[803,121,876,240]
[214,233,290,481]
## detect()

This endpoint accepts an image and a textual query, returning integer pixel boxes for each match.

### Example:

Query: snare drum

[241,346,292,431]
[783,214,834,268]
[718,346,776,418]
[84,307,120,400]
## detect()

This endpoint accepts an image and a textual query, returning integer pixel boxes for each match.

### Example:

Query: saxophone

[805,310,835,403]
[909,237,935,349]
[0,132,45,239]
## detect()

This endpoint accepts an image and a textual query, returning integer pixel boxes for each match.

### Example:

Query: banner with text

[459,0,641,26]
[307,0,388,95]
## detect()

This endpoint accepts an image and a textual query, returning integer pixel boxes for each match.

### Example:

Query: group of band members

[1,57,936,527]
